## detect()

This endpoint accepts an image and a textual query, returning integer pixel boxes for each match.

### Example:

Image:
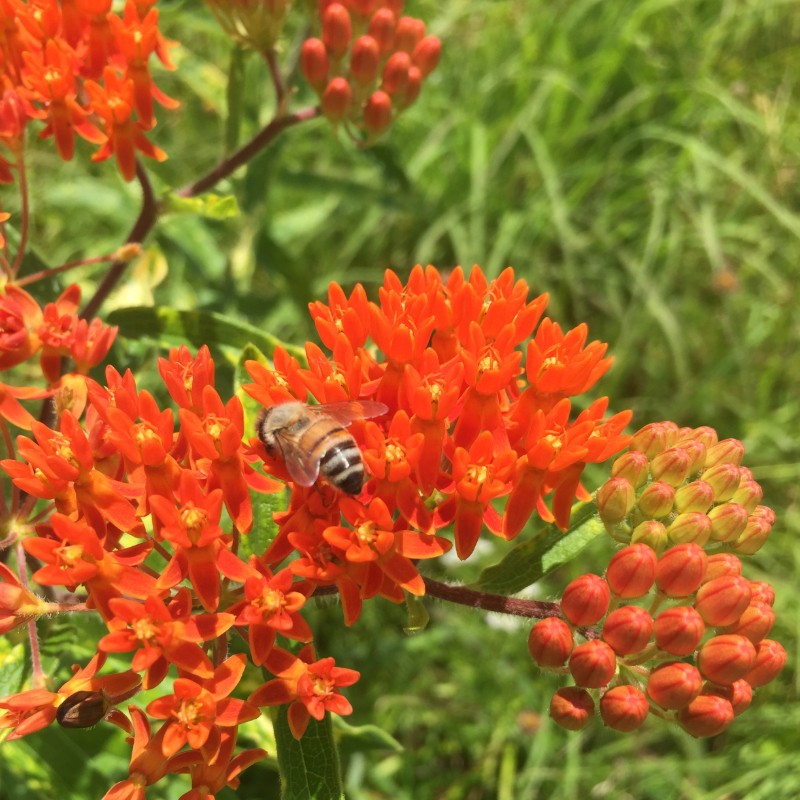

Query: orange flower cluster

[244,265,631,623]
[301,1,441,138]
[0,282,116,426]
[0,0,176,182]
[531,424,785,737]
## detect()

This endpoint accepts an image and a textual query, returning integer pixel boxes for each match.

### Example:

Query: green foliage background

[2,0,799,798]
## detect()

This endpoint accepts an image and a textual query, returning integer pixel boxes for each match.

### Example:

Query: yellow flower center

[356,521,378,546]
[180,506,207,541]
[58,544,85,567]
[132,618,159,643]
[478,352,499,374]
[134,424,159,448]
[256,588,284,616]
[175,699,202,726]
[385,442,405,464]
[465,465,489,487]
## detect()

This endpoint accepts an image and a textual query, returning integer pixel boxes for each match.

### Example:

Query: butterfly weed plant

[0,2,787,799]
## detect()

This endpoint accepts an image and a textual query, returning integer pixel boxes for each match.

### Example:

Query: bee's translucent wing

[314,400,388,427]
[271,429,321,487]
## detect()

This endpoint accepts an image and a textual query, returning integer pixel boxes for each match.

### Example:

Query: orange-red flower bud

[630,520,668,551]
[653,605,704,656]
[596,477,635,524]
[611,450,650,488]
[732,506,774,554]
[568,640,617,688]
[721,601,775,644]
[646,662,703,710]
[655,543,707,597]
[708,502,749,543]
[322,3,353,59]
[667,512,712,546]
[605,544,657,598]
[637,481,675,518]
[363,90,393,135]
[705,438,745,468]
[694,576,752,627]
[381,51,411,95]
[703,553,742,582]
[399,65,422,108]
[301,38,330,91]
[675,480,714,514]
[701,462,741,502]
[743,639,786,687]
[676,693,734,737]
[321,77,353,120]
[731,476,763,513]
[394,16,425,53]
[650,447,691,487]
[599,685,650,732]
[697,634,757,685]
[527,618,574,668]
[368,8,396,53]
[629,421,679,457]
[748,581,775,607]
[412,35,441,77]
[561,574,610,625]
[601,605,653,655]
[705,679,752,716]
[350,36,381,84]
[549,687,594,730]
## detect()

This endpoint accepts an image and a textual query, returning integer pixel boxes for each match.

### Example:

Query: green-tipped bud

[667,512,712,546]
[708,502,749,543]
[631,519,668,551]
[611,450,650,489]
[675,480,714,514]
[596,476,636,524]
[650,447,691,487]
[705,438,745,468]
[701,463,741,502]
[637,481,675,518]
[731,506,775,554]
[630,422,679,457]
[731,476,763,513]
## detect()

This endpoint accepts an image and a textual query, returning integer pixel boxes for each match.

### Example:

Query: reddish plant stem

[80,160,158,320]
[79,105,320,320]
[177,105,320,198]
[315,577,600,639]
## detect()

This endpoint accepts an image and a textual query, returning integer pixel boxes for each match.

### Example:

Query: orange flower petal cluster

[1,0,176,180]
[246,265,630,571]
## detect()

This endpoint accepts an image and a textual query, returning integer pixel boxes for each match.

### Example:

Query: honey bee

[256,400,387,494]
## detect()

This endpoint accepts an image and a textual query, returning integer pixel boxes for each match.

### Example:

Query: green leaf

[162,192,240,220]
[274,708,344,800]
[471,503,605,594]
[332,717,403,754]
[241,487,287,562]
[107,306,306,362]
[225,44,247,153]
[0,639,29,697]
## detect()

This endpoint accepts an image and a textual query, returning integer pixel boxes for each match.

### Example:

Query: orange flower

[99,588,235,688]
[231,560,314,666]
[23,512,155,619]
[0,561,48,634]
[0,283,43,369]
[250,645,360,739]
[83,66,166,180]
[146,654,260,759]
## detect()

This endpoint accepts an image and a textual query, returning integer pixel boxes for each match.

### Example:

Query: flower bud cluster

[597,421,774,555]
[530,537,785,737]
[301,1,441,139]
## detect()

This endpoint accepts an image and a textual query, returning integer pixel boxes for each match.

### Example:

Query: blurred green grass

[5,0,800,798]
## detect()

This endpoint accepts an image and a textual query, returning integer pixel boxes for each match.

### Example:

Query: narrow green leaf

[107,306,306,362]
[0,640,29,697]
[274,708,344,800]
[332,717,403,754]
[471,503,605,594]
[161,192,241,220]
[241,487,287,562]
